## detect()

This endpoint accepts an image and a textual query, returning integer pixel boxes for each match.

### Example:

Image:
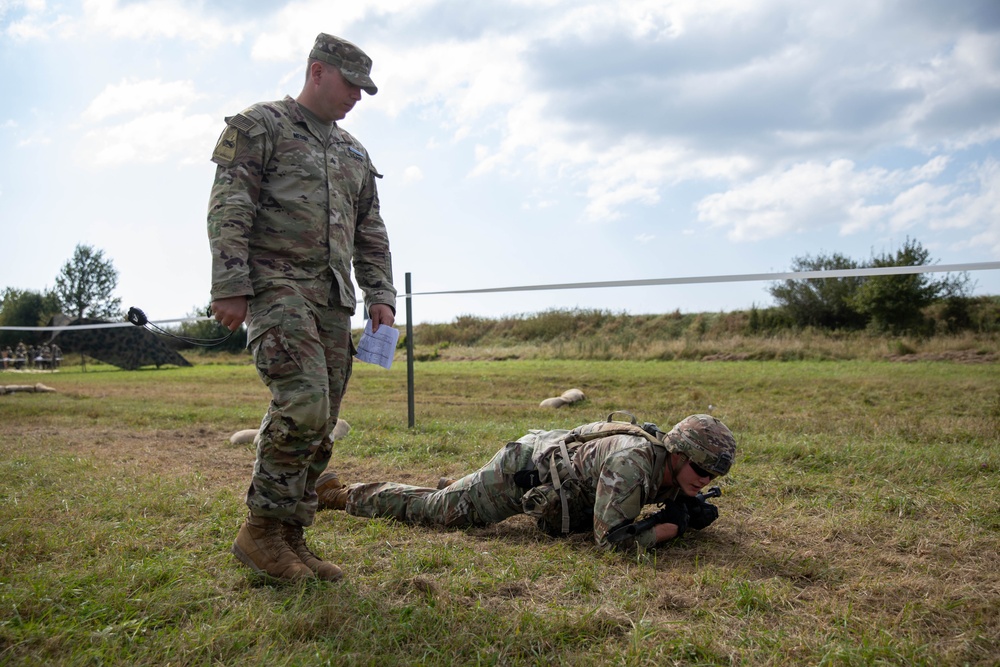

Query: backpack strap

[563,422,665,448]
[548,438,578,534]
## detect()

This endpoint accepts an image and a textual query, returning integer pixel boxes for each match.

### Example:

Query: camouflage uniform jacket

[525,421,679,550]
[207,96,395,314]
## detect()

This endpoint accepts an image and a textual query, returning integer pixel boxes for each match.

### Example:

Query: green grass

[1,358,998,665]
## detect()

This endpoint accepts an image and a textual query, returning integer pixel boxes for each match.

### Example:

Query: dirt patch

[1,424,254,486]
[0,422,455,493]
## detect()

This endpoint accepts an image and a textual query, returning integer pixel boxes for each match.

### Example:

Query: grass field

[1,358,998,665]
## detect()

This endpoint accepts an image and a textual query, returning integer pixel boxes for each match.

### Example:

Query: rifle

[607,486,721,543]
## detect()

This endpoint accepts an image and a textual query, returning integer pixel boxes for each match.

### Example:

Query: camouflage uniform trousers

[246,286,355,526]
[345,439,536,527]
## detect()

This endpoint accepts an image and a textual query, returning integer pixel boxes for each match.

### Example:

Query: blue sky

[1,0,998,326]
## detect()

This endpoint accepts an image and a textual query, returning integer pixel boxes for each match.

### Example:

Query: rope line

[2,261,997,331]
[402,261,1000,297]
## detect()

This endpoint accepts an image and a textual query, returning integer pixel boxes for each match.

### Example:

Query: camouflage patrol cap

[665,414,736,477]
[310,33,378,95]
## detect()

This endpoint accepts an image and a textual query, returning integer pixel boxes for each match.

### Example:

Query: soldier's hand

[369,303,395,333]
[683,495,719,530]
[658,501,689,539]
[211,296,248,331]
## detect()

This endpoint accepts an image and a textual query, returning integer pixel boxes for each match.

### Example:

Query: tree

[768,252,868,329]
[850,237,970,333]
[0,287,62,347]
[54,244,123,321]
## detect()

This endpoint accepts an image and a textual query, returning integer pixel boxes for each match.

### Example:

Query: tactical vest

[520,412,670,535]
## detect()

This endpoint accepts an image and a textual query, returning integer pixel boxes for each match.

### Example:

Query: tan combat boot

[436,477,455,490]
[282,524,343,582]
[232,513,314,581]
[316,471,348,511]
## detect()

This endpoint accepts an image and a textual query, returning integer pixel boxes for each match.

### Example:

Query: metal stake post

[405,272,415,428]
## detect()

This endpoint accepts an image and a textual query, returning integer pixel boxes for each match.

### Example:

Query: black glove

[659,501,689,538]
[682,495,719,530]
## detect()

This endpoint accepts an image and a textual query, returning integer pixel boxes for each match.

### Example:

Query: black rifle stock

[607,486,722,543]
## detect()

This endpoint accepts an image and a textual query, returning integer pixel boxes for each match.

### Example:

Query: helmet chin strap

[665,453,687,495]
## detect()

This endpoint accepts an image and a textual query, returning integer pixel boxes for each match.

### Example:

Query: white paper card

[355,320,399,369]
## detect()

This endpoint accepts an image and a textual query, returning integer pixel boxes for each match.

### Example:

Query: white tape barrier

[2,261,998,332]
[403,261,1000,297]
[0,316,216,332]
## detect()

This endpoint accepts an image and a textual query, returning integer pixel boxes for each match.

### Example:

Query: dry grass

[1,358,998,665]
[413,329,1000,364]
[405,308,1000,364]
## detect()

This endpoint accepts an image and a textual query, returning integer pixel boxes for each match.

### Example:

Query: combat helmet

[664,414,736,477]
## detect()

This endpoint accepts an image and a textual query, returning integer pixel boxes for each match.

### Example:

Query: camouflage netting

[49,316,191,370]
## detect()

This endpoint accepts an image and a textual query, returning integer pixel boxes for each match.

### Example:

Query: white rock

[232,418,351,446]
[229,429,258,445]
[560,388,585,403]
[331,419,351,441]
[539,397,568,409]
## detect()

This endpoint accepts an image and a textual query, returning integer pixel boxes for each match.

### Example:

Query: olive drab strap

[606,410,640,426]
[562,418,667,449]
[547,439,577,535]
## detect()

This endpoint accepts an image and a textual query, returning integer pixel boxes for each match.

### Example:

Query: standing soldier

[14,342,27,370]
[208,33,396,582]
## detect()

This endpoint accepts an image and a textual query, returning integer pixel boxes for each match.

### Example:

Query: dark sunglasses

[688,461,717,480]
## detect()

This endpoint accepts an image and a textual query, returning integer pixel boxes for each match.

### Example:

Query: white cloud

[696,157,1000,245]
[73,77,212,167]
[3,0,74,40]
[81,0,243,44]
[83,78,202,123]
[3,0,244,42]
[156,0,994,236]
[938,160,1000,254]
[336,0,998,230]
[893,32,1000,150]
[541,0,763,43]
[78,109,218,166]
[0,0,46,11]
[402,166,423,184]
[251,0,442,64]
[373,35,530,131]
[522,198,558,210]
[16,132,51,147]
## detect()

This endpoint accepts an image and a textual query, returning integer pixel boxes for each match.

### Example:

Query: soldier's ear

[309,60,327,85]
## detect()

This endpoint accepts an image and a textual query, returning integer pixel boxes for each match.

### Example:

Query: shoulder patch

[211,125,239,165]
[229,112,259,135]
